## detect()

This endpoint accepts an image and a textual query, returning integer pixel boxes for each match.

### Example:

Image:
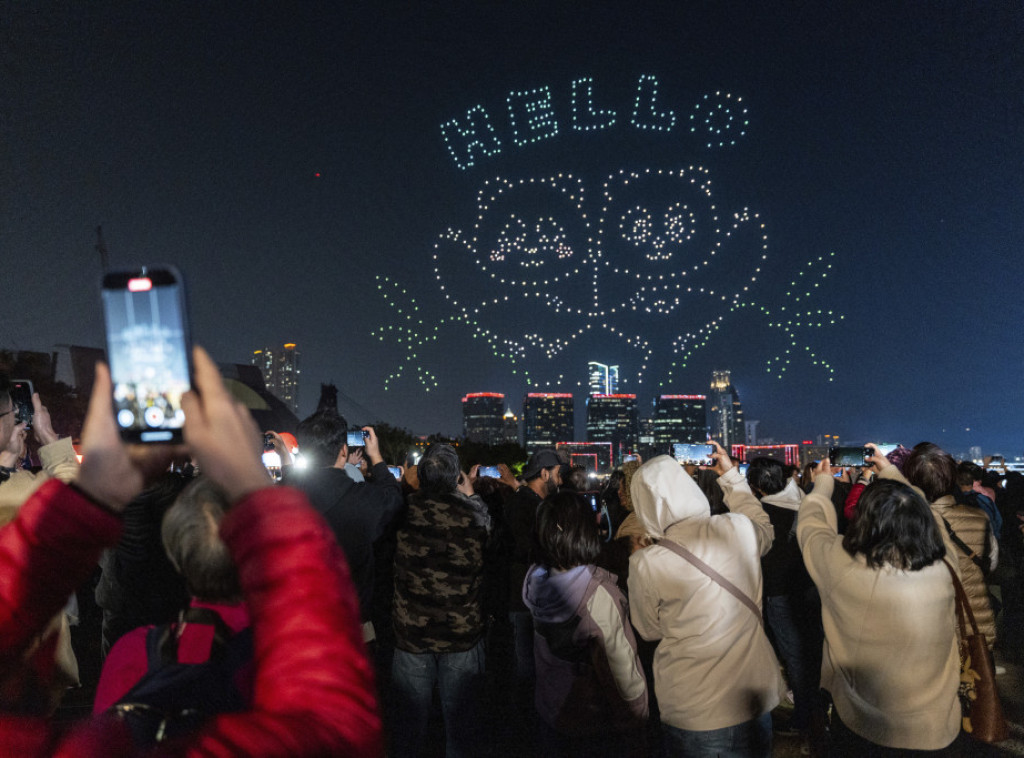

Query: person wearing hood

[627,445,783,758]
[746,457,824,745]
[523,491,647,758]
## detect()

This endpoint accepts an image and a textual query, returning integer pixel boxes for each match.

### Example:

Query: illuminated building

[731,444,800,467]
[586,394,638,464]
[707,370,744,449]
[252,343,300,415]
[653,395,707,454]
[588,361,619,395]
[502,408,520,445]
[556,441,614,475]
[523,393,574,453]
[462,392,505,445]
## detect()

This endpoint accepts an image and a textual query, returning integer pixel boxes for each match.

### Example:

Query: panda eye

[619,206,652,246]
[490,215,529,262]
[663,202,696,244]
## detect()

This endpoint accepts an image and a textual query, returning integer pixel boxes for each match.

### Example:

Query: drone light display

[380,74,842,393]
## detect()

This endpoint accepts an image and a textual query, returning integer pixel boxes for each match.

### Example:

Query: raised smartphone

[101,266,192,443]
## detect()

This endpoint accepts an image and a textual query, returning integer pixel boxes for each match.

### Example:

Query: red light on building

[659,394,706,400]
[462,392,505,402]
[593,393,636,399]
[127,277,152,292]
[527,393,572,398]
[802,440,813,445]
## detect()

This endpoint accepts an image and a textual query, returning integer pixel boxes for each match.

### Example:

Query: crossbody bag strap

[941,516,987,572]
[658,538,763,626]
[942,558,978,638]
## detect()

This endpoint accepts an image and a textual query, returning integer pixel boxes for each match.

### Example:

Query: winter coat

[626,457,783,732]
[797,468,960,750]
[0,479,382,758]
[523,563,647,734]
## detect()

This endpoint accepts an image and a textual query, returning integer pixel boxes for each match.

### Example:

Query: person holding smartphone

[0,347,382,756]
[0,376,80,509]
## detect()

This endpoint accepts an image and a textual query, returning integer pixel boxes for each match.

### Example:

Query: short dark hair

[295,410,348,467]
[842,479,946,571]
[904,442,958,504]
[418,443,461,493]
[747,457,786,497]
[956,461,982,489]
[162,477,241,602]
[534,491,601,571]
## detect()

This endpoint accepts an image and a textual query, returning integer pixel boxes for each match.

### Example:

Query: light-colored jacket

[931,494,998,647]
[797,469,960,750]
[0,437,80,510]
[627,457,783,731]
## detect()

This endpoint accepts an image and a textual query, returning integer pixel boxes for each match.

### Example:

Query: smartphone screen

[347,430,367,447]
[102,267,191,443]
[10,379,34,429]
[829,446,869,467]
[874,444,898,457]
[388,465,402,480]
[672,443,714,466]
[478,465,501,478]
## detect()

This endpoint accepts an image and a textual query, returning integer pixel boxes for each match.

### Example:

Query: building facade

[523,393,575,452]
[252,343,301,415]
[586,393,638,465]
[706,370,744,449]
[587,361,620,396]
[652,394,707,455]
[462,392,506,445]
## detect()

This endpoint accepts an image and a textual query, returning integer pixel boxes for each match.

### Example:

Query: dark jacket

[285,462,403,621]
[505,485,543,612]
[393,488,491,653]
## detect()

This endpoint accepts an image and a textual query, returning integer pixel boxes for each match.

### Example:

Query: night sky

[3,2,1023,455]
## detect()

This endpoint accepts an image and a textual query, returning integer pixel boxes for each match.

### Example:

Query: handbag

[942,559,1008,743]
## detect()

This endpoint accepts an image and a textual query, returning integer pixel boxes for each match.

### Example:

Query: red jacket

[0,479,382,757]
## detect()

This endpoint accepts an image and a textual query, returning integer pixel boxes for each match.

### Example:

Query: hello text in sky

[440,74,749,171]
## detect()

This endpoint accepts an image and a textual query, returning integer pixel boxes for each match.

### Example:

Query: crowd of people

[0,357,1021,757]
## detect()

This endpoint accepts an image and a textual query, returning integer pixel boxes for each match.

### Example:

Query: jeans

[764,586,824,730]
[389,641,485,758]
[663,711,773,758]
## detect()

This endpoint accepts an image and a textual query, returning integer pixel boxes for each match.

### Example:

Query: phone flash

[128,277,153,292]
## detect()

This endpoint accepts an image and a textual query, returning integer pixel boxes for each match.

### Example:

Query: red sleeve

[843,482,866,522]
[0,480,122,672]
[156,486,383,758]
[92,628,151,714]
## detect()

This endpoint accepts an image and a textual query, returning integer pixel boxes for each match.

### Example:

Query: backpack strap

[148,607,237,669]
[658,538,763,626]
[941,516,988,573]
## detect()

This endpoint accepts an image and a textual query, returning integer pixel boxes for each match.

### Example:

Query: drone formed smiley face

[592,166,769,324]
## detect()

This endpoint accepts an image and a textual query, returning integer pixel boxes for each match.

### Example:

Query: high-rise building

[588,362,620,395]
[706,370,744,449]
[502,408,520,445]
[556,441,614,475]
[522,393,574,452]
[462,392,505,445]
[253,343,301,415]
[586,394,638,464]
[652,395,707,454]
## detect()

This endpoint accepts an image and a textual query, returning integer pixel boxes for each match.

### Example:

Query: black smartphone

[10,379,34,430]
[347,429,368,447]
[672,443,714,466]
[874,443,899,457]
[478,465,501,478]
[101,266,192,443]
[829,446,870,467]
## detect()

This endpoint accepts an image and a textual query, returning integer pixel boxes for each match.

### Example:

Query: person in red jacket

[0,346,382,757]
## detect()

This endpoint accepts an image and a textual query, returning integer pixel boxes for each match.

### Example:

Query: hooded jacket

[522,564,647,734]
[626,457,783,732]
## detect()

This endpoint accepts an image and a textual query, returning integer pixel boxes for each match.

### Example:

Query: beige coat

[627,458,783,731]
[797,470,960,750]
[931,495,997,647]
[0,437,80,509]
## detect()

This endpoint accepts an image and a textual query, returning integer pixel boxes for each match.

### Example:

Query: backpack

[108,606,254,745]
